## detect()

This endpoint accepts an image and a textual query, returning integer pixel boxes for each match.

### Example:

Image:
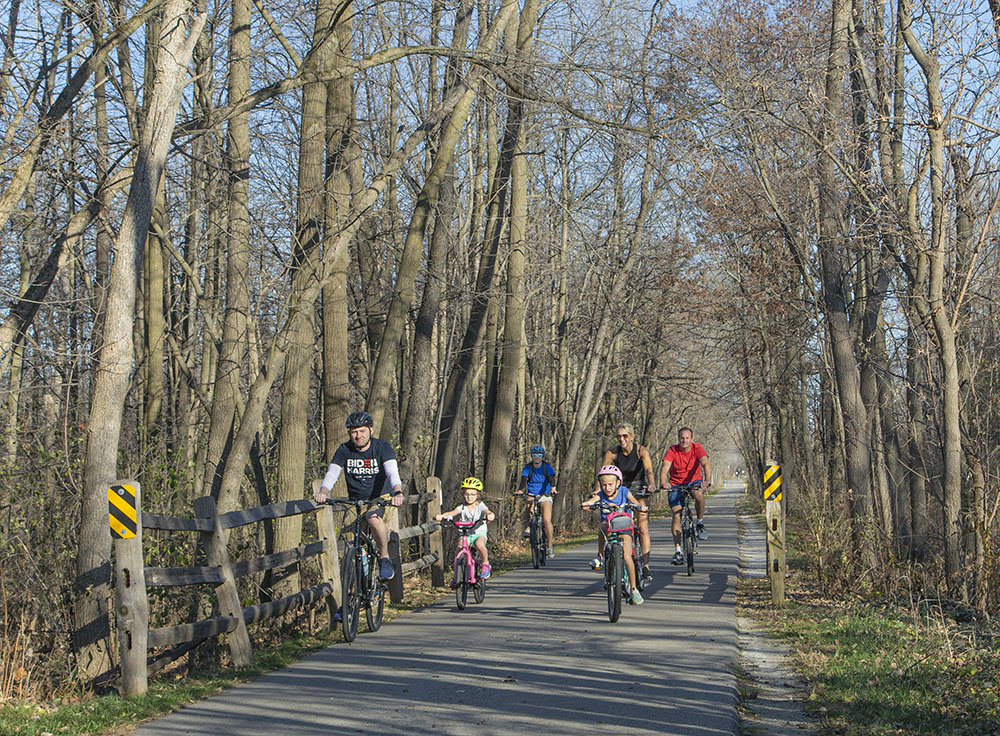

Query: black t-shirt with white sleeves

[331,437,398,500]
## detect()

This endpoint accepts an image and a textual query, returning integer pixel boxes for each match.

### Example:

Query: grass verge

[739,504,1000,736]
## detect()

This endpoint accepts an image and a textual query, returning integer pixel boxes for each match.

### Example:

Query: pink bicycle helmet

[597,464,623,483]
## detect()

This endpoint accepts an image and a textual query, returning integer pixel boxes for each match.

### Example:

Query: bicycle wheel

[473,552,485,604]
[340,547,361,642]
[529,519,541,569]
[365,546,385,632]
[607,543,623,623]
[683,511,695,576]
[455,557,469,610]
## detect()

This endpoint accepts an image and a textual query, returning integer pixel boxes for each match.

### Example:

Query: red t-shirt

[663,442,707,485]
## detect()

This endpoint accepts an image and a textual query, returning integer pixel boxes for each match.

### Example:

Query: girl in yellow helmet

[434,476,496,578]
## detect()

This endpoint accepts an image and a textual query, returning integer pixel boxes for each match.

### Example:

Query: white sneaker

[590,556,603,570]
[631,589,644,605]
[546,546,555,557]
[522,527,531,537]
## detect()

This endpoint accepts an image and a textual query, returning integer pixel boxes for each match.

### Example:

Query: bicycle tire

[455,557,469,610]
[529,519,541,569]
[633,543,645,591]
[365,546,385,632]
[473,551,485,604]
[341,547,361,642]
[539,523,547,567]
[683,510,695,576]
[607,543,623,623]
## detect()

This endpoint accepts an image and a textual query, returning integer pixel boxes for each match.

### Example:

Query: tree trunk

[203,0,251,509]
[75,0,202,683]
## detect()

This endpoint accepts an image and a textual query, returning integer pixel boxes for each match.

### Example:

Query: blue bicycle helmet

[345,411,374,428]
[530,445,545,456]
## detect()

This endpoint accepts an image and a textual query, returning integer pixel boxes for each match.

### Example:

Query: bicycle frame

[670,483,699,575]
[517,493,551,568]
[323,496,390,642]
[587,499,640,623]
[442,518,486,609]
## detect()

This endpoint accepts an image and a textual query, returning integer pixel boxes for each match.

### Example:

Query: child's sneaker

[522,527,531,537]
[590,556,603,571]
[480,563,492,579]
[631,589,644,605]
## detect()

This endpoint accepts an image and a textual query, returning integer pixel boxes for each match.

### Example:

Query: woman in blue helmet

[517,445,558,556]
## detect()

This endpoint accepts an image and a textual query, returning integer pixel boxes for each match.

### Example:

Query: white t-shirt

[458,502,488,526]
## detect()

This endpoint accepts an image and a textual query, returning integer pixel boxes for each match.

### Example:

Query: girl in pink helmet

[581,465,648,605]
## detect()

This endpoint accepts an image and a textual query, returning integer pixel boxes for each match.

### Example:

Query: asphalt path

[131,483,741,736]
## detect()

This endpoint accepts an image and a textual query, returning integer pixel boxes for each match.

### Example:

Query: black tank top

[613,443,645,486]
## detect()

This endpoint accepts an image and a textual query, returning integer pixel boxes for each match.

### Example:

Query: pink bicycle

[441,518,487,609]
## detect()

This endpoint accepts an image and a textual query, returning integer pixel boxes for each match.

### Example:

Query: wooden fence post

[110,480,148,696]
[193,496,253,666]
[426,477,445,587]
[313,481,342,629]
[764,462,785,606]
[386,503,404,603]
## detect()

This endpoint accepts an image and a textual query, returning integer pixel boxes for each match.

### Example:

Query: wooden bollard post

[386,502,404,604]
[426,477,445,587]
[110,480,148,696]
[313,481,342,630]
[763,462,785,606]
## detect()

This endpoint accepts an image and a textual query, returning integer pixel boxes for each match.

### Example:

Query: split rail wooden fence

[112,477,446,696]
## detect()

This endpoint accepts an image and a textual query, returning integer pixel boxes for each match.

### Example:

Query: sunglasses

[616,433,630,439]
[531,453,543,457]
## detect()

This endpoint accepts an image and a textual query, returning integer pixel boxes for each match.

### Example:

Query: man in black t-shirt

[315,411,404,579]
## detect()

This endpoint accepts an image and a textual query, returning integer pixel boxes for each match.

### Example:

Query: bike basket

[606,512,634,533]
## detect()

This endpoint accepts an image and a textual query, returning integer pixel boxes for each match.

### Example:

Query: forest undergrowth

[739,497,1000,736]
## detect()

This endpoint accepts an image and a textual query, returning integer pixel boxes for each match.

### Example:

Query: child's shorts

[468,530,487,547]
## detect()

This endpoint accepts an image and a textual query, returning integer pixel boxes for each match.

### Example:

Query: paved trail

[132,484,741,736]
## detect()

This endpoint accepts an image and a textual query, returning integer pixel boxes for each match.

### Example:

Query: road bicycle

[440,517,488,610]
[670,483,700,575]
[586,499,642,622]
[322,496,392,642]
[514,492,552,569]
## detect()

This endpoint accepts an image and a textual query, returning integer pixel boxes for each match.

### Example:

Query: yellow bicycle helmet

[460,476,484,492]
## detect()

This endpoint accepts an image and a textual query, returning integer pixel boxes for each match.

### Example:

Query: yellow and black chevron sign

[109,483,138,539]
[763,464,782,501]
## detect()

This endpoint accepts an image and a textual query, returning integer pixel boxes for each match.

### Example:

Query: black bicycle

[670,483,699,575]
[323,496,392,642]
[515,492,553,569]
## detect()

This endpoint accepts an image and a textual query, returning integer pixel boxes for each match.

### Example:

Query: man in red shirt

[659,427,712,565]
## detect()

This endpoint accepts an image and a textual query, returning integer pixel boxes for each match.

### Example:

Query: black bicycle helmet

[345,411,374,429]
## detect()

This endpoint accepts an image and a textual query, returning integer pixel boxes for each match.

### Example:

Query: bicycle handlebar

[582,499,645,513]
[322,495,393,509]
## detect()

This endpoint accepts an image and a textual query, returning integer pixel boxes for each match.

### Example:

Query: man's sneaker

[642,565,652,582]
[672,551,683,565]
[590,556,603,571]
[332,609,343,623]
[696,520,707,540]
[480,563,492,579]
[546,546,555,557]
[378,557,395,580]
[631,589,644,605]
